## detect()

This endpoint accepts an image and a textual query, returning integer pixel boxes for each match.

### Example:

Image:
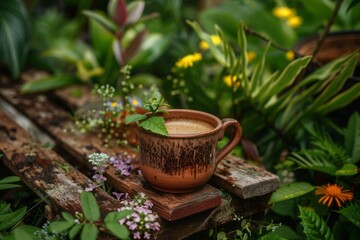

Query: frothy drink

[165,118,214,135]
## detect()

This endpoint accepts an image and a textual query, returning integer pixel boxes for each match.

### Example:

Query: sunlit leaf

[269,182,314,204]
[140,116,168,136]
[20,75,81,93]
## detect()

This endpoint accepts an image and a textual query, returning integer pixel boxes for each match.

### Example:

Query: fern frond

[298,206,334,240]
[338,201,360,227]
[290,151,338,175]
[311,130,350,165]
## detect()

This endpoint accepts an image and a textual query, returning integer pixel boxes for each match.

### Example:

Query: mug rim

[138,109,223,139]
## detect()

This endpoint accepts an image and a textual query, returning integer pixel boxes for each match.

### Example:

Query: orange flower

[315,183,353,207]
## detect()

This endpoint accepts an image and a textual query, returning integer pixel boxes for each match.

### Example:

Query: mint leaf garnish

[125,114,147,124]
[140,116,168,136]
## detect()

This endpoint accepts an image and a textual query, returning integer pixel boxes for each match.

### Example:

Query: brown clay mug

[138,109,242,193]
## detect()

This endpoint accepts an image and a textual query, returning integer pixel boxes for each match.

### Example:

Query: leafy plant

[338,201,360,228]
[48,191,131,240]
[0,0,31,78]
[269,182,315,204]
[186,21,360,167]
[298,206,334,240]
[125,95,169,136]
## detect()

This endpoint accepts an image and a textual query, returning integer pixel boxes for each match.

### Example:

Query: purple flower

[133,232,141,239]
[110,154,134,176]
[112,192,125,200]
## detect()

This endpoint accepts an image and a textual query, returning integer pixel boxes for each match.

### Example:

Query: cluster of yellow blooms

[175,52,202,68]
[272,6,302,28]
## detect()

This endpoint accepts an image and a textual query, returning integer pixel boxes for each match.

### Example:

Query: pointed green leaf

[80,224,98,240]
[0,207,26,231]
[0,176,20,184]
[81,192,100,222]
[250,43,270,94]
[260,56,311,104]
[140,116,168,136]
[82,10,117,34]
[312,53,358,108]
[106,222,130,239]
[345,112,360,163]
[48,221,75,233]
[269,182,314,204]
[20,75,81,93]
[299,206,334,240]
[0,184,21,191]
[125,114,146,125]
[317,81,360,115]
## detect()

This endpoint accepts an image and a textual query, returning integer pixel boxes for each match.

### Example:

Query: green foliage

[49,191,131,240]
[269,182,315,204]
[0,206,26,231]
[80,192,100,222]
[0,0,31,78]
[290,119,360,176]
[20,75,81,93]
[0,176,21,191]
[298,206,334,240]
[338,201,360,228]
[126,96,169,136]
[344,112,360,163]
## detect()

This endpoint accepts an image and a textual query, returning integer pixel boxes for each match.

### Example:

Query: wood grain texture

[0,86,222,221]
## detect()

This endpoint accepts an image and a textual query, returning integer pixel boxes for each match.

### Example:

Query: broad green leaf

[0,184,21,191]
[335,163,358,176]
[80,223,98,240]
[61,212,75,222]
[48,221,75,233]
[345,112,360,163]
[82,10,117,34]
[317,81,360,115]
[0,176,20,184]
[299,206,334,240]
[259,225,303,240]
[106,222,130,239]
[13,226,40,240]
[104,210,132,224]
[20,75,81,93]
[140,116,168,136]
[0,207,26,231]
[269,182,314,204]
[81,192,100,222]
[125,114,146,124]
[0,0,31,78]
[90,19,114,63]
[312,53,358,108]
[338,201,360,227]
[68,224,83,240]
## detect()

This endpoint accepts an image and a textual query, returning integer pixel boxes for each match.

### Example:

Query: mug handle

[215,118,242,167]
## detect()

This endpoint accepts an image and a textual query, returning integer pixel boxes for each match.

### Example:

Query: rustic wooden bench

[0,71,280,239]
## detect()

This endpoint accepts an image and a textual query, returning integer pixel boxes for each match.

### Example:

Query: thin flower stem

[326,208,332,224]
[312,0,344,61]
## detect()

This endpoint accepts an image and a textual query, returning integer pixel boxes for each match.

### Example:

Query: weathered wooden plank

[0,107,271,240]
[213,155,280,199]
[0,86,222,221]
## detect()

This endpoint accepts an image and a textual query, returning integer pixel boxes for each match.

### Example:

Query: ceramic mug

[138,109,242,193]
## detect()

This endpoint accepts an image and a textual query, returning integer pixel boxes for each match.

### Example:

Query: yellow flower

[287,15,302,28]
[175,53,202,68]
[111,102,118,107]
[273,6,296,19]
[315,183,353,207]
[223,75,240,89]
[247,51,256,62]
[199,35,222,50]
[285,50,295,61]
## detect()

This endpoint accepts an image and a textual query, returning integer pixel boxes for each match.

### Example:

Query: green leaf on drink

[125,114,147,124]
[140,116,168,136]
